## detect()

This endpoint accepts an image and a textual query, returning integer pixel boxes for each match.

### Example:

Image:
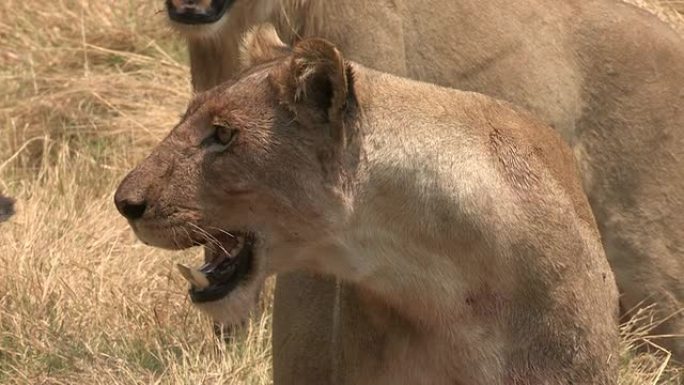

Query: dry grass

[0,0,682,384]
[624,0,684,32]
[0,1,271,384]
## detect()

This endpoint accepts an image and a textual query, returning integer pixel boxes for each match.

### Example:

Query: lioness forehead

[185,67,276,119]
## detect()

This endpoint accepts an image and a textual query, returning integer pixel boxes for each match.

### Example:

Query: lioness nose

[115,196,147,220]
[114,179,148,220]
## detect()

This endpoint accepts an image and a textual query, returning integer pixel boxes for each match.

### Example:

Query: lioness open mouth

[165,0,235,25]
[177,232,255,303]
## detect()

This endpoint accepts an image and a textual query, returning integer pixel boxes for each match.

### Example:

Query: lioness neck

[317,67,618,385]
[336,68,529,321]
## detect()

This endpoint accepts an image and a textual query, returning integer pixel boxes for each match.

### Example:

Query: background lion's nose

[115,196,147,220]
[170,0,204,11]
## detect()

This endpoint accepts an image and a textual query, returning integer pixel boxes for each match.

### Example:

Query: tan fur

[115,35,620,384]
[166,0,684,364]
[239,24,290,68]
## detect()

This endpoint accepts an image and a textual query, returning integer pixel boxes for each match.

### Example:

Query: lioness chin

[115,26,619,385]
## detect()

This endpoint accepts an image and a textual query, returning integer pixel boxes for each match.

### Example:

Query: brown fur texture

[115,34,620,385]
[167,0,684,363]
[0,193,15,223]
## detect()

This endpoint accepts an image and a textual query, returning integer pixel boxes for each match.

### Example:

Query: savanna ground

[0,0,683,384]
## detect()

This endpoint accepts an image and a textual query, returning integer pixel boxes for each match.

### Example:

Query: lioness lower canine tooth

[176,264,211,289]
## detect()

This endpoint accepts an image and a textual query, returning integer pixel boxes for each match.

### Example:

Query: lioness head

[115,25,356,324]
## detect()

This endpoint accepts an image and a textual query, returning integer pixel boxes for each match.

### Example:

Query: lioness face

[115,30,354,323]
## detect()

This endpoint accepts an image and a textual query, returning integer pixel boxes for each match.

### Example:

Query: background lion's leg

[573,8,684,362]
[589,195,684,363]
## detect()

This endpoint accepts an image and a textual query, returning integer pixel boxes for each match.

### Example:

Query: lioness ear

[278,38,350,132]
[239,24,290,69]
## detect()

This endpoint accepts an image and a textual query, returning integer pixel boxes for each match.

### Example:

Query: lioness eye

[202,123,237,151]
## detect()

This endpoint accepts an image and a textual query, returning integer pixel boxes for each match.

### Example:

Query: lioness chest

[333,285,503,385]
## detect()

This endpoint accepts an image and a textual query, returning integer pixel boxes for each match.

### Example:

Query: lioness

[166,0,684,361]
[115,28,619,384]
